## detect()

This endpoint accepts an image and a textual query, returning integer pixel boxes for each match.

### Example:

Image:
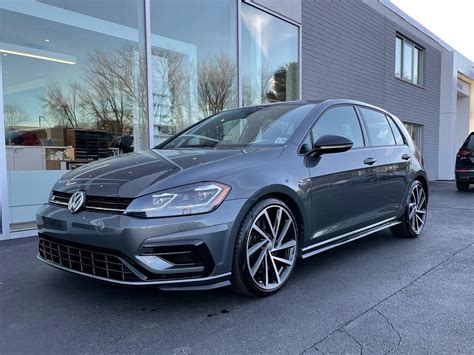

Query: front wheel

[231,198,298,297]
[391,180,427,238]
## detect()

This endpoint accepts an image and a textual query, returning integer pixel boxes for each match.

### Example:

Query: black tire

[456,181,470,192]
[231,198,299,297]
[391,180,427,238]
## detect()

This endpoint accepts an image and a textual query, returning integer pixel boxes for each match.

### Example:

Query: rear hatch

[456,133,474,173]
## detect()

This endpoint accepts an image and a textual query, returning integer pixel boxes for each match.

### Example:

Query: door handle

[401,153,411,160]
[364,157,377,165]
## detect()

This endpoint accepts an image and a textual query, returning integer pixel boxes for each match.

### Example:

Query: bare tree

[40,45,206,148]
[198,53,236,116]
[41,81,84,128]
[81,47,140,131]
[40,45,146,134]
[4,104,28,127]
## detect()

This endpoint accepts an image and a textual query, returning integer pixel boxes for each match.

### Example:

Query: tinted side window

[312,106,364,148]
[386,116,405,145]
[360,108,396,146]
[463,134,474,150]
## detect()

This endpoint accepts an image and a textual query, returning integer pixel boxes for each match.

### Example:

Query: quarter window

[360,108,396,146]
[386,116,405,145]
[312,106,364,148]
[395,35,423,86]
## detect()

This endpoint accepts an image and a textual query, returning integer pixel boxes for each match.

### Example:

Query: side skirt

[301,219,401,259]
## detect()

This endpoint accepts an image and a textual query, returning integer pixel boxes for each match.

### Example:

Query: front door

[306,105,379,247]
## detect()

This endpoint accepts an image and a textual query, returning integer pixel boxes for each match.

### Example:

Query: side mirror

[306,135,353,156]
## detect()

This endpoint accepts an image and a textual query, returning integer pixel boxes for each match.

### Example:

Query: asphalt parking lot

[0,182,473,354]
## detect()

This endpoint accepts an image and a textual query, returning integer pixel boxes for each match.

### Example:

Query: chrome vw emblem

[68,191,86,214]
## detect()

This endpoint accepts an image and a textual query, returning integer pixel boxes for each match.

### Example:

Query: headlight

[125,182,231,218]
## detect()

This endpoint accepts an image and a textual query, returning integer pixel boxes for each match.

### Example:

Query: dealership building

[0,0,473,240]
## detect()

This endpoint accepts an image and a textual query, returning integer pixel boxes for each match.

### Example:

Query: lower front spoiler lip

[37,255,231,289]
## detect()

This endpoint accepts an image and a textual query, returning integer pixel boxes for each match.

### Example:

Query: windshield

[158,104,315,149]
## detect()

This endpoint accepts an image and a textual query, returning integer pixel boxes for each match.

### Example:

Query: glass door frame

[0,55,9,239]
[0,0,302,239]
[238,0,303,106]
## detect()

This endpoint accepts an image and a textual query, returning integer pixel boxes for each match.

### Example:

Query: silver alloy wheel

[408,183,427,234]
[246,205,297,291]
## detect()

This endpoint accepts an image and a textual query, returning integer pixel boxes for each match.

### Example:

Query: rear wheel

[456,181,470,191]
[391,180,427,238]
[231,198,298,297]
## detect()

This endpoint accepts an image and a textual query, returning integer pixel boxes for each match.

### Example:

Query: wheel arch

[242,185,309,254]
[413,173,429,201]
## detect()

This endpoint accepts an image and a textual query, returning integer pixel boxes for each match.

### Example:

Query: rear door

[358,107,411,220]
[307,105,379,245]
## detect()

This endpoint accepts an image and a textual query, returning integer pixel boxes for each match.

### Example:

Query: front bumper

[36,198,247,289]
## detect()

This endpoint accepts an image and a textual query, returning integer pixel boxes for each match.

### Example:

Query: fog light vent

[139,242,215,277]
[146,245,200,265]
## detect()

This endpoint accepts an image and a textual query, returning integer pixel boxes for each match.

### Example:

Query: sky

[391,0,474,61]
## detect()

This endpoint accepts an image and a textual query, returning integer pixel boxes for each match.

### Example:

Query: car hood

[54,148,281,197]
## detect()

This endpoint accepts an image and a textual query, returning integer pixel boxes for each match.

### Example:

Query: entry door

[307,106,379,245]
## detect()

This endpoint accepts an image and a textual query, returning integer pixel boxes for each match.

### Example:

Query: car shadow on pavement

[41,228,403,308]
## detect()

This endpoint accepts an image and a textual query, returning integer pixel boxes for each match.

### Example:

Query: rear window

[463,134,474,150]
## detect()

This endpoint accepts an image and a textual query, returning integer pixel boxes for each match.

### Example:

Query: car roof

[253,99,391,115]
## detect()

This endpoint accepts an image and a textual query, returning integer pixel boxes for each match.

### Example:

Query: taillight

[457,149,472,157]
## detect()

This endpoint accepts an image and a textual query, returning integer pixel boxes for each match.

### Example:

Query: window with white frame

[403,122,423,151]
[395,35,423,86]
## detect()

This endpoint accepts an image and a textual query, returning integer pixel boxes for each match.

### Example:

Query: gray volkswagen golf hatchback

[37,99,428,296]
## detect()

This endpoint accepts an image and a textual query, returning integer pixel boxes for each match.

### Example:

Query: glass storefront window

[150,0,238,144]
[1,0,148,231]
[0,0,301,236]
[241,3,299,106]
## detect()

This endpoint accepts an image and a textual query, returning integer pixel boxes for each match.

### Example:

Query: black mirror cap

[307,135,353,156]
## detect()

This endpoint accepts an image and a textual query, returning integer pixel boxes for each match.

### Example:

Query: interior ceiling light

[0,42,75,65]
